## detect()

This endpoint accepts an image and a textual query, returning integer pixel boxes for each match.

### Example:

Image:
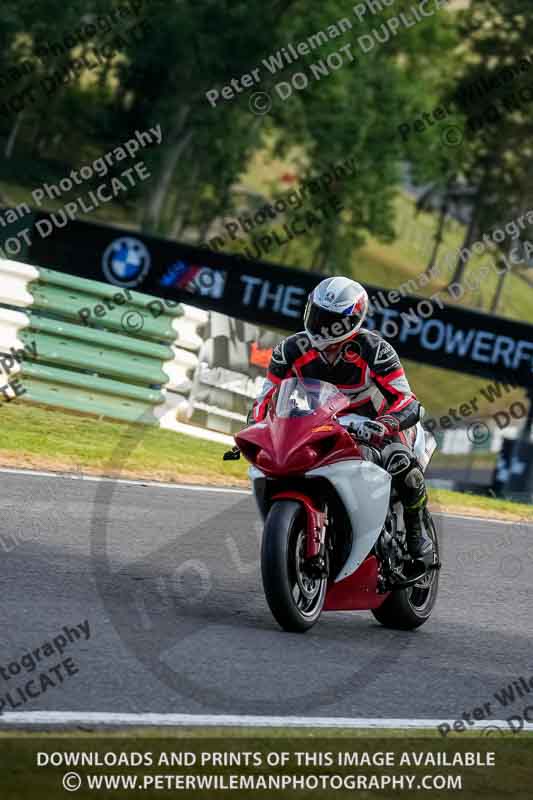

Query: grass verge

[430,489,533,521]
[1,727,532,738]
[0,400,248,486]
[3,401,532,520]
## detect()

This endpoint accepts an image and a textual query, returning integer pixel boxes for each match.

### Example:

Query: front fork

[271,491,328,575]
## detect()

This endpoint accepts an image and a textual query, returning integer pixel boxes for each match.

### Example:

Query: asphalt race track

[1,469,532,725]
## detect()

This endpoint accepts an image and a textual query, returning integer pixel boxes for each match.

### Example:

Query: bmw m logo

[102,237,152,287]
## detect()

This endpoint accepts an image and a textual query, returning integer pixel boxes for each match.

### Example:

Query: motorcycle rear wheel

[261,500,327,633]
[371,510,440,630]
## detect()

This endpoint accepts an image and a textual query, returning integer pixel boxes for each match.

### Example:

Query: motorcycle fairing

[323,555,385,611]
[305,459,391,582]
[249,465,269,518]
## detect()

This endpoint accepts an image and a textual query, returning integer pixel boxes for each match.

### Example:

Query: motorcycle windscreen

[275,378,347,419]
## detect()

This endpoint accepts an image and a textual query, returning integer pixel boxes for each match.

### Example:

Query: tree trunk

[490,248,512,313]
[424,179,454,276]
[197,211,217,243]
[193,186,231,245]
[312,223,337,273]
[490,264,507,313]
[142,129,192,233]
[141,104,192,233]
[169,162,202,238]
[4,112,24,159]
[448,208,478,287]
[424,200,448,276]
[448,168,488,287]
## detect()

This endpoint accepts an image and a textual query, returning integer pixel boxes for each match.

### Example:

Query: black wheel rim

[288,527,326,619]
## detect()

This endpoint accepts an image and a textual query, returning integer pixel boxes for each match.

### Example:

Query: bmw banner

[25,212,533,389]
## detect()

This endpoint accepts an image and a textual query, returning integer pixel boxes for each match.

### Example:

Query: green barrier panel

[23,314,172,360]
[1,264,188,426]
[36,267,184,314]
[471,433,493,452]
[23,362,164,404]
[28,284,180,341]
[19,331,168,386]
[24,379,159,424]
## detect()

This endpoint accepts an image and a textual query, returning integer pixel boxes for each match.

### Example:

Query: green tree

[445,0,533,311]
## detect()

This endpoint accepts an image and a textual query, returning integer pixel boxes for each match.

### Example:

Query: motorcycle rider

[250,276,433,561]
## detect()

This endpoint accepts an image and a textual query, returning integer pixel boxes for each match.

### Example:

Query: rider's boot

[403,495,433,560]
[399,465,434,561]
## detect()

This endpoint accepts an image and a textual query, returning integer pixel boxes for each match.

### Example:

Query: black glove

[223,446,241,461]
[351,419,388,446]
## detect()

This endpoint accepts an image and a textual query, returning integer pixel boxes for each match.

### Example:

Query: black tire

[261,500,327,633]
[371,511,440,630]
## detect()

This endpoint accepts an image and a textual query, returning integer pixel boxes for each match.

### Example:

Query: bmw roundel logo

[102,237,151,287]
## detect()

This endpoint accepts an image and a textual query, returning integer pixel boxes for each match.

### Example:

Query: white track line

[0,467,249,495]
[433,512,524,526]
[0,468,530,525]
[1,712,531,730]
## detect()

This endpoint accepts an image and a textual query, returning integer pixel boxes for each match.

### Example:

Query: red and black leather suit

[253,328,418,427]
[251,328,428,531]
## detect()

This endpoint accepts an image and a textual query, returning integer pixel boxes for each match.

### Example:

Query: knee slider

[405,465,425,490]
[383,446,412,476]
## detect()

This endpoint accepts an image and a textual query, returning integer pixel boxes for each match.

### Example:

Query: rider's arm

[248,342,292,424]
[368,339,421,430]
[250,340,292,423]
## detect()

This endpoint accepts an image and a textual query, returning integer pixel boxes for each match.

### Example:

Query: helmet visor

[305,301,364,340]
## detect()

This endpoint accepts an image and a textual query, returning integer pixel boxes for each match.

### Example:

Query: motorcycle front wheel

[261,500,327,633]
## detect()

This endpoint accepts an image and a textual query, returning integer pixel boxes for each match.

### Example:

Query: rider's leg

[381,439,433,560]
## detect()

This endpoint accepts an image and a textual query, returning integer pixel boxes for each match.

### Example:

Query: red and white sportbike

[225,378,440,633]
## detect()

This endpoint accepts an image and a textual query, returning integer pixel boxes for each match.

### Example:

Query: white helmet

[304,277,368,350]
